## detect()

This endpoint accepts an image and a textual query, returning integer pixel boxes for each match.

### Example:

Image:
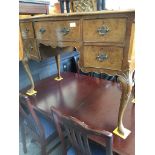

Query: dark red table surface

[21,72,135,155]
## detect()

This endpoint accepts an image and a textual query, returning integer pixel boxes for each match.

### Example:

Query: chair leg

[31,138,37,143]
[41,143,46,155]
[20,123,27,153]
[76,152,81,155]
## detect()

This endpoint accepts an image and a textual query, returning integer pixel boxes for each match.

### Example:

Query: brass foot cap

[113,127,131,139]
[54,76,63,81]
[26,89,37,96]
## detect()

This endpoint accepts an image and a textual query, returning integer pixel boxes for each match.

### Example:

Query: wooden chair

[51,107,113,155]
[19,94,60,155]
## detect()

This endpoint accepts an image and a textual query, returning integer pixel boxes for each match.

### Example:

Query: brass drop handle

[97,26,109,36]
[96,53,108,62]
[61,27,70,35]
[39,27,46,34]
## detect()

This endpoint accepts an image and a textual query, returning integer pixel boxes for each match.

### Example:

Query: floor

[19,133,41,155]
[19,129,64,155]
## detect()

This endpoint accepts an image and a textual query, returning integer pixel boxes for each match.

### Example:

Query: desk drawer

[23,39,40,60]
[83,46,123,70]
[34,21,54,40]
[53,20,81,41]
[83,18,126,43]
[34,20,81,42]
[20,22,34,39]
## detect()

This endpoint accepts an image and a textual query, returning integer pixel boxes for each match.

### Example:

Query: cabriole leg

[113,70,133,139]
[22,59,37,95]
[54,54,63,81]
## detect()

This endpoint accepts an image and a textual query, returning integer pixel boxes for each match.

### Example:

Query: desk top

[20,9,135,21]
[22,72,134,155]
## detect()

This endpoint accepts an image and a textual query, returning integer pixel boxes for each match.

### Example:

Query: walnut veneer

[19,10,135,138]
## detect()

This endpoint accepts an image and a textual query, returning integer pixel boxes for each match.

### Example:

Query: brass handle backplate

[97,26,109,36]
[61,27,70,35]
[96,53,108,62]
[39,28,46,34]
[27,45,33,54]
[30,46,33,51]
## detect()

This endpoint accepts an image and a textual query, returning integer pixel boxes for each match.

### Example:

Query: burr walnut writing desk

[19,10,135,138]
[21,72,135,155]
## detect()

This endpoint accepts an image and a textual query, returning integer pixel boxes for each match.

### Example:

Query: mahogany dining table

[21,72,135,155]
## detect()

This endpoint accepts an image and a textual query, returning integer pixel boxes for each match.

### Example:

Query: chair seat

[67,147,75,155]
[67,140,106,155]
[38,113,56,138]
[26,112,56,139]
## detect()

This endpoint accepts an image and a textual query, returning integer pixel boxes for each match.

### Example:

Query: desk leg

[22,59,37,95]
[131,84,135,103]
[113,70,133,139]
[131,70,135,103]
[54,54,63,81]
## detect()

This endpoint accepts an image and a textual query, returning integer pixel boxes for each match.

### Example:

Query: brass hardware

[97,26,109,36]
[25,28,29,33]
[96,53,108,62]
[39,28,46,34]
[30,46,33,51]
[27,45,33,54]
[61,27,70,35]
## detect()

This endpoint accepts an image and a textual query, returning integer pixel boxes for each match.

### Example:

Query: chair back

[51,107,113,155]
[19,94,45,139]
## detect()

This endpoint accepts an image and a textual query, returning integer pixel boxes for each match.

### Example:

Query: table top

[19,0,50,15]
[22,72,135,155]
[19,0,50,4]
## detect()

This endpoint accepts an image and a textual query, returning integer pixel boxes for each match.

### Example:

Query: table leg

[22,59,37,95]
[113,70,133,139]
[60,0,65,13]
[97,0,105,10]
[66,0,70,13]
[54,54,63,81]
